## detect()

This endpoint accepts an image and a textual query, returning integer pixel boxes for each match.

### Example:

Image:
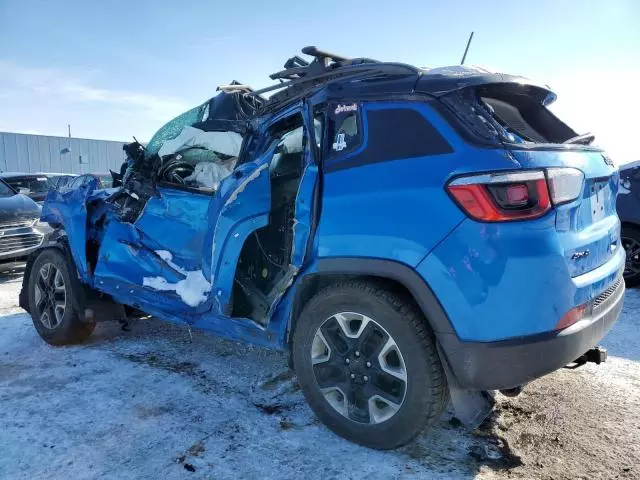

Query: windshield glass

[0,180,14,197]
[5,176,52,194]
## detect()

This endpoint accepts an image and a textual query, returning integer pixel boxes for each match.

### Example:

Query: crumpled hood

[0,194,40,224]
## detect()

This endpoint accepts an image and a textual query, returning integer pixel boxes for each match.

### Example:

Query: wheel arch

[20,229,123,322]
[621,220,640,231]
[288,257,456,343]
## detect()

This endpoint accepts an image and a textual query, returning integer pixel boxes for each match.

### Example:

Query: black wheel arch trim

[315,257,456,336]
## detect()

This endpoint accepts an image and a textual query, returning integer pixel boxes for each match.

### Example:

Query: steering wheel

[158,159,195,185]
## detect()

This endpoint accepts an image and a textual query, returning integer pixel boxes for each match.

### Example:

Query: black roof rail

[253,47,420,113]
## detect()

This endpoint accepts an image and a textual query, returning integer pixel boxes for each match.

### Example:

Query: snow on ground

[0,269,638,479]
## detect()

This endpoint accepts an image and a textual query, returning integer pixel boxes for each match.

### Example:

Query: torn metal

[38,87,316,349]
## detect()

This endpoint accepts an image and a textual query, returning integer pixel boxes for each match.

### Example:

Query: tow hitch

[565,346,608,369]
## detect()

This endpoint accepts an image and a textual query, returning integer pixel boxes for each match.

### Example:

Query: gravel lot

[0,267,638,480]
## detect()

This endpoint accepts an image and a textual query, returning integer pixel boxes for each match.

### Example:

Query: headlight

[33,218,53,232]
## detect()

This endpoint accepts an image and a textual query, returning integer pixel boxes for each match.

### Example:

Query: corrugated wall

[0,132,127,174]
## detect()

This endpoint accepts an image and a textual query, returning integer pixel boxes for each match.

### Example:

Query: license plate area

[589,180,612,223]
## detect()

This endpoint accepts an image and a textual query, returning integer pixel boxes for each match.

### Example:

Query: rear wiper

[563,132,595,145]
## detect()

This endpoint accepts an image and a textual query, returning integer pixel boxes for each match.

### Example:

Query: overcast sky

[0,0,638,164]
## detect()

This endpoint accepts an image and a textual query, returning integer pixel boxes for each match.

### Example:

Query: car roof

[252,47,556,114]
[0,172,50,178]
[37,172,79,177]
[620,160,640,171]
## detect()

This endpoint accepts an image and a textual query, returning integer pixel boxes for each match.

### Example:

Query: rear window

[441,86,589,147]
[477,87,585,145]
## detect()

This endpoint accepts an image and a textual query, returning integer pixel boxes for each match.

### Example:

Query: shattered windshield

[145,104,205,158]
[139,92,260,191]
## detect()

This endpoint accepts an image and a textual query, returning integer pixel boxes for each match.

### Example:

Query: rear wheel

[622,225,640,287]
[28,249,95,345]
[292,281,447,449]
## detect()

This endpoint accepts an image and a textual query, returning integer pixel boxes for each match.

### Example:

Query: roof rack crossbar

[252,48,423,113]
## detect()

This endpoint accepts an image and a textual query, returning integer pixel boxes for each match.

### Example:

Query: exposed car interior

[232,113,306,322]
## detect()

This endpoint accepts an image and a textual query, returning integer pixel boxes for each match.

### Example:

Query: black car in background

[617,161,640,286]
[0,172,53,203]
[0,178,50,265]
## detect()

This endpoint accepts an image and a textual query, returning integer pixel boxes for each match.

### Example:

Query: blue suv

[20,47,625,449]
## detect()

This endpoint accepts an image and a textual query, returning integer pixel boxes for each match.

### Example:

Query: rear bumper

[438,275,625,390]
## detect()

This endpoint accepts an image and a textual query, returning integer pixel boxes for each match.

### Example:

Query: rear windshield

[4,176,52,194]
[441,85,590,147]
[478,88,578,144]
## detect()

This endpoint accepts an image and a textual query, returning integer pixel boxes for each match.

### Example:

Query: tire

[622,225,640,287]
[27,248,96,345]
[292,281,447,449]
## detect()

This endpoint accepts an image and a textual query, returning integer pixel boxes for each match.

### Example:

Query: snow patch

[143,250,211,307]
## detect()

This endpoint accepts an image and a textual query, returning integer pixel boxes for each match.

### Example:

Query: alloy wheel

[311,312,407,424]
[34,262,67,330]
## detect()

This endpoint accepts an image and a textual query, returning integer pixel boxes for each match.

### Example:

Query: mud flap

[439,345,495,428]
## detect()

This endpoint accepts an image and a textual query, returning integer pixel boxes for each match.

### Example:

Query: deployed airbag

[184,159,237,190]
[158,126,243,159]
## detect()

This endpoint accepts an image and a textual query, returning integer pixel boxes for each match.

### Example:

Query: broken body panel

[37,60,622,361]
[40,92,318,349]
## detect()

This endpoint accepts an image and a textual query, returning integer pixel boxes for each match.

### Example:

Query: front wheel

[292,281,447,449]
[27,248,95,345]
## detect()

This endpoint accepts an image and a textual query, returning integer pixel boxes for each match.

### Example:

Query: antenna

[460,31,474,65]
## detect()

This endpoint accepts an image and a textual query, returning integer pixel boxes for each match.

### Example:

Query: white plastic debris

[143,250,212,307]
[158,126,243,158]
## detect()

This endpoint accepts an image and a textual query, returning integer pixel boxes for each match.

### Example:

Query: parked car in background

[0,172,53,203]
[20,47,625,449]
[0,178,50,266]
[58,173,114,192]
[41,173,78,190]
[617,160,640,286]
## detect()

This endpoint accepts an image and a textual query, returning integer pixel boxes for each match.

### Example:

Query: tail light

[447,168,584,222]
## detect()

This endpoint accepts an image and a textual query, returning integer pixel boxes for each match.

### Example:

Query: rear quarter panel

[317,101,526,267]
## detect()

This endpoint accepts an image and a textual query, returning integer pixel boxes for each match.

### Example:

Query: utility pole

[460,31,474,65]
[68,124,71,138]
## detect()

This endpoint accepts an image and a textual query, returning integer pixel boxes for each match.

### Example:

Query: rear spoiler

[416,68,557,105]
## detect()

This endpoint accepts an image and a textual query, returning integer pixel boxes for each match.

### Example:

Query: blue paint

[40,177,102,280]
[42,91,623,356]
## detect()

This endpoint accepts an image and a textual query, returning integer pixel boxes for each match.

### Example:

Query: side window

[328,103,361,157]
[265,113,305,178]
[362,107,453,163]
[312,105,325,160]
[324,106,454,173]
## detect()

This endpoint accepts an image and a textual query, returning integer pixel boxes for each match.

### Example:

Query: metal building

[0,132,126,175]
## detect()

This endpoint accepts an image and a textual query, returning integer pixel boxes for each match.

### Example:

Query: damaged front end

[33,88,318,348]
